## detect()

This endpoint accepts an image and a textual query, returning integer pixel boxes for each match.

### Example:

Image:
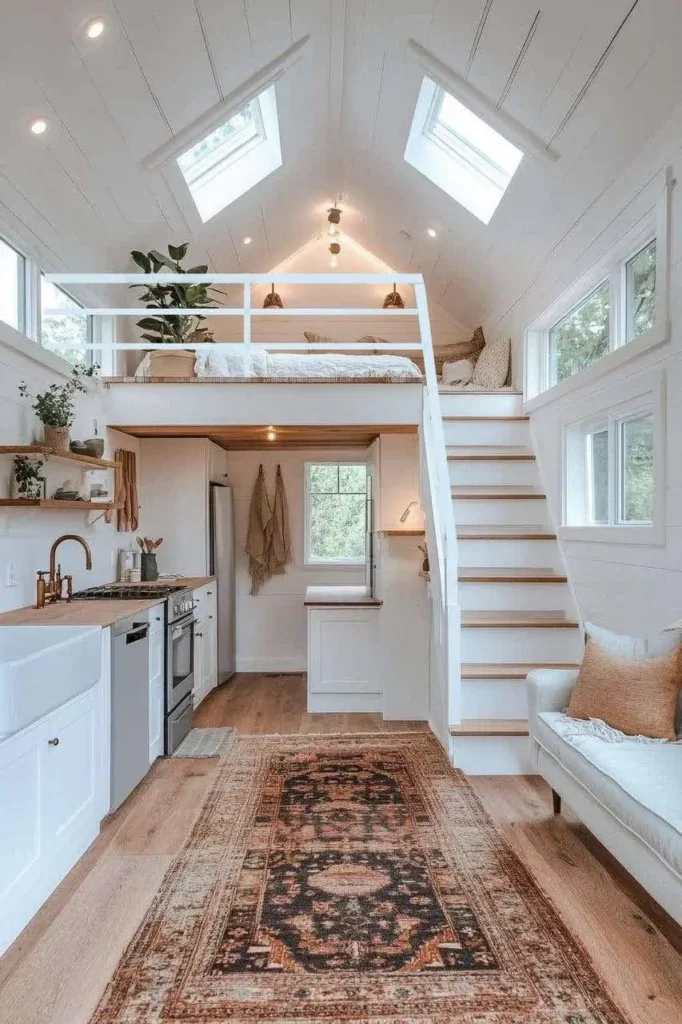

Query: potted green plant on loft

[129,243,224,378]
[18,366,97,451]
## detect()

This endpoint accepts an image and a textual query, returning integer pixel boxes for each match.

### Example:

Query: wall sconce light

[383,282,405,309]
[399,500,419,523]
[263,283,283,309]
[266,426,277,442]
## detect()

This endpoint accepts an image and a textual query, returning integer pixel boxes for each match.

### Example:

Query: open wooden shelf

[0,445,120,470]
[0,499,122,511]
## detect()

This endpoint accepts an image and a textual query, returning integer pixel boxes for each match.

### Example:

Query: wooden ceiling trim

[111,423,416,451]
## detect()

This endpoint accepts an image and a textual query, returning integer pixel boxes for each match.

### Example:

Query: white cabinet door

[148,612,165,763]
[41,687,100,855]
[203,613,217,693]
[209,442,229,484]
[193,612,206,708]
[193,585,217,700]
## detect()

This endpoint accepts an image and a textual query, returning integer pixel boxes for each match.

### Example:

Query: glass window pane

[308,494,366,562]
[41,278,89,366]
[620,414,653,523]
[626,240,656,342]
[0,237,24,331]
[588,429,609,524]
[549,281,610,386]
[338,464,367,494]
[308,464,339,494]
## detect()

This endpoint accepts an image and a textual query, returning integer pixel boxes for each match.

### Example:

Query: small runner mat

[171,727,236,758]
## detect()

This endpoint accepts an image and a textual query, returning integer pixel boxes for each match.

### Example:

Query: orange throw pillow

[567,639,682,740]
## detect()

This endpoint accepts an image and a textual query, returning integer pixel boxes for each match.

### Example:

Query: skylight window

[405,77,523,224]
[177,86,282,222]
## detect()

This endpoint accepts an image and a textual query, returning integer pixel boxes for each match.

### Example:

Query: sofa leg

[552,789,561,815]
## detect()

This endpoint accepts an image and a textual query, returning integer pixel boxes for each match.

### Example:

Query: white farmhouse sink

[0,626,102,738]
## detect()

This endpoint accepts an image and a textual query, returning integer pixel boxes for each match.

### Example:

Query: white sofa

[527,668,682,928]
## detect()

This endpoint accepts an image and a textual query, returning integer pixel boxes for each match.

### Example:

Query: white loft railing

[44,271,460,745]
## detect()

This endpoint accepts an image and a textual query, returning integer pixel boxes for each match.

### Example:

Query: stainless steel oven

[165,588,196,752]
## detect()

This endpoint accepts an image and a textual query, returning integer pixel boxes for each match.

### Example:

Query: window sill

[524,320,669,413]
[0,320,82,379]
[559,523,665,546]
[304,562,366,571]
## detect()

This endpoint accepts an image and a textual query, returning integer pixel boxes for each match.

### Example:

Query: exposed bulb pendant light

[383,282,405,309]
[327,205,342,255]
[263,282,283,309]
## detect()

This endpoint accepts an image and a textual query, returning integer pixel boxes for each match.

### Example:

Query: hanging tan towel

[268,463,291,577]
[115,449,139,533]
[246,465,272,595]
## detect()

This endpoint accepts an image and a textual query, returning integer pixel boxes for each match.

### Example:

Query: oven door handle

[171,620,194,641]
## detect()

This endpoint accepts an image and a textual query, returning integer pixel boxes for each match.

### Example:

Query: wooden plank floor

[0,673,680,1024]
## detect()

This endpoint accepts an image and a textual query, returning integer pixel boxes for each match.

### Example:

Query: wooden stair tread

[457,525,556,540]
[452,485,545,499]
[458,567,567,583]
[461,662,580,679]
[447,446,535,461]
[449,719,529,737]
[462,611,579,628]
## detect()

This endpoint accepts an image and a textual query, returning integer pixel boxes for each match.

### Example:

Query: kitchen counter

[304,585,382,607]
[0,598,162,627]
[114,576,216,590]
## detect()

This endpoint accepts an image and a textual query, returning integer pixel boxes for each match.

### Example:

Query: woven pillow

[472,336,510,389]
[567,639,682,740]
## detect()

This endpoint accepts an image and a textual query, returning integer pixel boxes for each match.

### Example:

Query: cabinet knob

[48,737,60,746]
[195,631,204,638]
[207,590,213,595]
[155,616,161,621]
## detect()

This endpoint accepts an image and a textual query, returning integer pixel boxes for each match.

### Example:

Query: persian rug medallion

[91,734,629,1023]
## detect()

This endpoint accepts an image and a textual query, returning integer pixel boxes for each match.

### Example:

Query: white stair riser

[452,497,549,526]
[457,538,561,568]
[451,736,535,775]
[461,680,528,719]
[462,627,583,663]
[443,421,530,446]
[439,393,523,417]
[448,460,538,487]
[459,582,573,613]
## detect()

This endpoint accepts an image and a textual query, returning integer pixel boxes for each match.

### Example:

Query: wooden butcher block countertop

[0,576,216,628]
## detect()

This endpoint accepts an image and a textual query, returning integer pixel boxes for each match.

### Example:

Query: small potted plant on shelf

[11,454,46,499]
[129,243,224,378]
[18,366,97,451]
[137,537,163,581]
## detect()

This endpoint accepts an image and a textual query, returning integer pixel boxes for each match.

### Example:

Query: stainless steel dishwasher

[111,612,150,812]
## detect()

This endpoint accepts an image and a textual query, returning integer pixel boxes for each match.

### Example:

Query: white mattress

[194,348,421,379]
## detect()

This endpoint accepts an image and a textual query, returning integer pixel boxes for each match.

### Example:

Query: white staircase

[442,390,583,774]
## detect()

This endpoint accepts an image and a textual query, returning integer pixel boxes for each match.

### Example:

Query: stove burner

[73,583,187,600]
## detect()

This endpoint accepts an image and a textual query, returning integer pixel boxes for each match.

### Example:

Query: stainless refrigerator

[209,484,236,683]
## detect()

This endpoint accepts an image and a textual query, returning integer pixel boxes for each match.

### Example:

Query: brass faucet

[36,534,93,608]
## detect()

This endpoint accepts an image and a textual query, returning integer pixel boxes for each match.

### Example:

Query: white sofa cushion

[535,712,682,879]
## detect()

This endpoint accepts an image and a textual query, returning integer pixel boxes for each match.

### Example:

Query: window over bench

[0,236,25,332]
[40,277,92,367]
[304,463,368,566]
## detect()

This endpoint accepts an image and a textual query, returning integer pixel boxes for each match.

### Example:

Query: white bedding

[195,348,421,379]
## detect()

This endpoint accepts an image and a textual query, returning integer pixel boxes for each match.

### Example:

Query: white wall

[0,325,139,611]
[483,108,682,635]
[226,448,366,672]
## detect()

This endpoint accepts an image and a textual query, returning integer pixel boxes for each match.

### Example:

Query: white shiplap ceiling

[1,0,682,333]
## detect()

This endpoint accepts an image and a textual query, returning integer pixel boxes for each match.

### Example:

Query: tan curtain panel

[115,449,139,533]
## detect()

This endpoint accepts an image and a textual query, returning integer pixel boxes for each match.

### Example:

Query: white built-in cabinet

[306,605,382,713]
[139,439,228,576]
[193,583,218,708]
[0,676,106,955]
[148,603,165,763]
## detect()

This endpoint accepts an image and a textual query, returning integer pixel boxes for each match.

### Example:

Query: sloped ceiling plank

[530,0,639,141]
[466,0,543,104]
[425,0,494,79]
[191,0,255,100]
[112,0,220,134]
[244,0,293,63]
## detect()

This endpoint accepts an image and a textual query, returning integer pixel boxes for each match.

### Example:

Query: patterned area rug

[90,733,628,1023]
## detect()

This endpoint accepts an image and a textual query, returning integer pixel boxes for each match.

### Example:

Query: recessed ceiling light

[86,18,105,39]
[427,227,437,238]
[243,236,252,245]
[30,118,47,135]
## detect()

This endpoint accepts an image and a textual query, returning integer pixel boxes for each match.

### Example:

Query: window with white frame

[0,236,25,332]
[304,463,368,565]
[40,277,92,367]
[404,77,523,224]
[565,401,655,530]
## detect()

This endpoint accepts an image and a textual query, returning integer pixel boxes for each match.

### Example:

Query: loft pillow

[471,336,510,389]
[567,640,681,741]
[442,359,474,385]
[585,620,682,659]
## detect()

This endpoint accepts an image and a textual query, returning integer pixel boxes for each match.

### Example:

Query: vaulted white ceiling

[1,0,682,334]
